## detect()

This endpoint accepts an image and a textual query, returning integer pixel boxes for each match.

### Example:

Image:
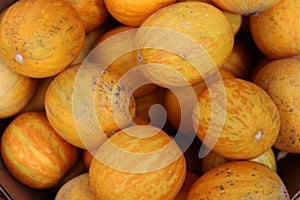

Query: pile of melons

[0,0,299,199]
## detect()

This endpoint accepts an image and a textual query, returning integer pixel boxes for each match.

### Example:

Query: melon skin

[0,112,78,189]
[253,58,300,153]
[211,0,282,15]
[0,0,85,78]
[89,125,187,200]
[55,173,95,200]
[187,161,290,200]
[0,56,37,118]
[193,78,280,160]
[249,0,300,59]
[136,1,234,87]
[45,62,136,149]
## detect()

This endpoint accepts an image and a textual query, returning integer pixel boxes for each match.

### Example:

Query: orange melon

[103,0,177,27]
[187,161,290,199]
[253,58,300,153]
[45,62,136,149]
[89,125,186,200]
[0,0,85,78]
[65,0,108,33]
[250,0,300,59]
[0,56,37,118]
[211,0,282,15]
[55,173,95,200]
[136,1,234,87]
[0,112,78,189]
[222,38,254,79]
[193,78,280,160]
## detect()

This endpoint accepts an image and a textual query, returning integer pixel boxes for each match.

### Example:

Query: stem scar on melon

[14,53,24,64]
[136,51,143,64]
[254,129,263,142]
